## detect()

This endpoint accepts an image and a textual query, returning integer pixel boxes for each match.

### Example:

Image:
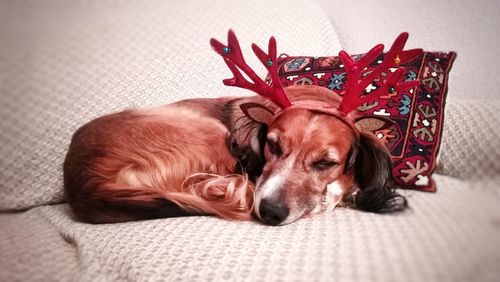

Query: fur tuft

[171,173,255,220]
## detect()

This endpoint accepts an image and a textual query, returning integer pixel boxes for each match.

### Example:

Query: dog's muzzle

[259,199,289,225]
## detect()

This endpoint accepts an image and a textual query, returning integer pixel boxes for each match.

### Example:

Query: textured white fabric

[0,211,80,281]
[1,175,499,282]
[437,99,500,180]
[0,0,341,210]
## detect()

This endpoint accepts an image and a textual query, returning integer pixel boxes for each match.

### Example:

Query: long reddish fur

[64,86,351,223]
[64,99,255,223]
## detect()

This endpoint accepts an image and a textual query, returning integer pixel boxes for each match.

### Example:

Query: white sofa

[1,0,499,281]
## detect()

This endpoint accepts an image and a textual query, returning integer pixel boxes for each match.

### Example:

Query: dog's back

[63,98,254,223]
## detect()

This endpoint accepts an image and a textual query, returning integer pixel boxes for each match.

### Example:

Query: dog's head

[212,30,416,225]
[238,86,407,225]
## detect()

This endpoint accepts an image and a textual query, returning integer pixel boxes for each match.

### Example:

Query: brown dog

[64,31,413,225]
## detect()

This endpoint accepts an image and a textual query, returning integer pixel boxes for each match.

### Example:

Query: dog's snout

[259,199,289,226]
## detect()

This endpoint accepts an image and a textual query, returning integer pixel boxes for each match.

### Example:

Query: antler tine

[252,37,291,108]
[338,32,422,114]
[210,30,291,109]
[361,32,422,103]
[361,32,409,89]
[338,44,384,112]
[210,30,266,91]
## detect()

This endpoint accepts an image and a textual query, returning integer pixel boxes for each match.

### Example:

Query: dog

[64,31,418,225]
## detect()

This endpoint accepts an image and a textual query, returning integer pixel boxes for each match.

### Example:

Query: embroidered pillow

[276,52,456,192]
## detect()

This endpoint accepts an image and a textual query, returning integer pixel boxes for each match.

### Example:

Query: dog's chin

[275,208,307,226]
[278,200,335,225]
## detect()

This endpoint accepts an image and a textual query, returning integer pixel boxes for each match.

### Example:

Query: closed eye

[267,139,282,156]
[312,159,338,171]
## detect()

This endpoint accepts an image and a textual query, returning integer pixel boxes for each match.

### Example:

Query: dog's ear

[240,102,275,125]
[352,132,407,213]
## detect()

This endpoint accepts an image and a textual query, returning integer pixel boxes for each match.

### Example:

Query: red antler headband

[210,30,422,121]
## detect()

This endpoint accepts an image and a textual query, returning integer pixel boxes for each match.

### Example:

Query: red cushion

[277,51,456,192]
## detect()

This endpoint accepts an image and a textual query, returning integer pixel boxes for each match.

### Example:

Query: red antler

[210,30,291,109]
[338,32,423,114]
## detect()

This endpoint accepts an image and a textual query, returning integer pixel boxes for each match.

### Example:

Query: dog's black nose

[259,199,289,226]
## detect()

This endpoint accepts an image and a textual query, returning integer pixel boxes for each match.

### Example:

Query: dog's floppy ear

[240,102,275,125]
[352,132,407,213]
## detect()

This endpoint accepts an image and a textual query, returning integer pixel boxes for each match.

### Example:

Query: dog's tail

[173,173,255,220]
[66,174,254,223]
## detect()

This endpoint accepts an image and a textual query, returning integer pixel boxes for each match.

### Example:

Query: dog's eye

[312,159,338,171]
[267,139,282,156]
